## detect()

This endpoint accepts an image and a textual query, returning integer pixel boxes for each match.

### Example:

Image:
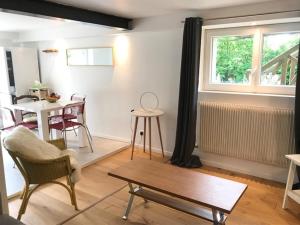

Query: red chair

[0,107,38,132]
[49,102,93,152]
[13,95,39,123]
[66,94,86,121]
[48,94,87,136]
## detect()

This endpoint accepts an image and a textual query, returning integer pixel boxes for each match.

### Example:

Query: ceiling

[49,0,276,18]
[0,0,284,33]
[0,12,79,32]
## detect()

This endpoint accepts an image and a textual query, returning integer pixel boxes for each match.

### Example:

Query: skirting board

[92,132,173,156]
[92,133,130,144]
[196,150,289,183]
[92,132,290,183]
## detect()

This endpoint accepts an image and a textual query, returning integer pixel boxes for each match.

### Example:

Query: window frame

[202,22,300,95]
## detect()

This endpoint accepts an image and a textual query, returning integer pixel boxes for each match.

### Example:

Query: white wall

[0,31,18,47]
[18,0,300,182]
[30,29,182,153]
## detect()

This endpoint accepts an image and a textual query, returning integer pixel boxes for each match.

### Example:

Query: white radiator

[199,102,295,167]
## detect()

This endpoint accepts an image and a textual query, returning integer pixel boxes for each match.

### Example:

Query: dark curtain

[171,17,202,168]
[293,41,300,190]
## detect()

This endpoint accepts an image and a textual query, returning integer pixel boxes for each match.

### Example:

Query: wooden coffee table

[108,159,247,225]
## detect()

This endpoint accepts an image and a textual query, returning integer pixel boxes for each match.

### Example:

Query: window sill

[198,90,295,99]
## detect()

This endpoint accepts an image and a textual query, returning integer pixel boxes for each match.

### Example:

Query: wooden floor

[9,148,300,225]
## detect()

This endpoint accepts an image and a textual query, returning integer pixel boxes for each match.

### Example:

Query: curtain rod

[181,9,300,23]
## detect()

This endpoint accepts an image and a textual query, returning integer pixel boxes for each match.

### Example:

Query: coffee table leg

[122,183,135,220]
[138,186,148,204]
[212,209,226,225]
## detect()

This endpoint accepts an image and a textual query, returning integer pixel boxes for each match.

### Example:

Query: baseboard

[92,132,288,183]
[196,150,289,183]
[92,132,173,157]
[92,133,130,144]
[133,143,173,157]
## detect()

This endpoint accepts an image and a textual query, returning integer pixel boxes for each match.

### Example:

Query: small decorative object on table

[139,92,159,112]
[29,80,49,100]
[46,93,61,103]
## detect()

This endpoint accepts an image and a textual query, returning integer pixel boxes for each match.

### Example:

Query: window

[212,35,253,84]
[261,32,300,86]
[203,22,300,95]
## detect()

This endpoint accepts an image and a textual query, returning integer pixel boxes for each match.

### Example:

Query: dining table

[9,99,88,147]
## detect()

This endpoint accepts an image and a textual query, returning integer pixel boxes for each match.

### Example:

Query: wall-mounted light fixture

[42,49,58,53]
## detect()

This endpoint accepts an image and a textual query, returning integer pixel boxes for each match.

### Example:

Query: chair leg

[70,183,78,210]
[17,185,29,220]
[63,131,68,148]
[20,187,26,199]
[85,125,93,141]
[66,177,74,206]
[83,126,93,152]
[73,128,78,136]
[71,184,79,210]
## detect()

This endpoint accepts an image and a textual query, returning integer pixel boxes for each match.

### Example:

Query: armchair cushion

[4,126,81,183]
[22,115,37,123]
[61,149,81,183]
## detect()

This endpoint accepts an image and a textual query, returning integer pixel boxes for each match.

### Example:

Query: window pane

[211,36,253,84]
[261,32,300,86]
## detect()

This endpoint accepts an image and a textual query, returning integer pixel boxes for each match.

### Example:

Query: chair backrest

[3,138,69,185]
[70,93,86,102]
[70,94,86,115]
[0,107,16,127]
[13,95,39,104]
[5,146,69,185]
[5,150,29,183]
[62,102,85,119]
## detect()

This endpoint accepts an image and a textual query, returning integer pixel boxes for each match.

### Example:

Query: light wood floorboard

[9,148,300,225]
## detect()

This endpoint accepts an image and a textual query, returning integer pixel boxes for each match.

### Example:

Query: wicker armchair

[4,138,78,220]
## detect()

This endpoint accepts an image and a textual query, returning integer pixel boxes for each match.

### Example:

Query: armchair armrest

[47,138,66,150]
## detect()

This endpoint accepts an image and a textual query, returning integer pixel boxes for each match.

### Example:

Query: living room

[0,0,300,224]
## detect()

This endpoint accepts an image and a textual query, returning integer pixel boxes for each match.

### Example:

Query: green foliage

[262,36,299,65]
[262,36,299,84]
[215,34,299,84]
[215,36,253,83]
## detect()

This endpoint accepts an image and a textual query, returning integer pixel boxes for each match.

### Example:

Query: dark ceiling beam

[0,0,133,30]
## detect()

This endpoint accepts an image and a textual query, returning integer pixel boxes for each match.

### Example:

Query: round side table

[131,109,165,160]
